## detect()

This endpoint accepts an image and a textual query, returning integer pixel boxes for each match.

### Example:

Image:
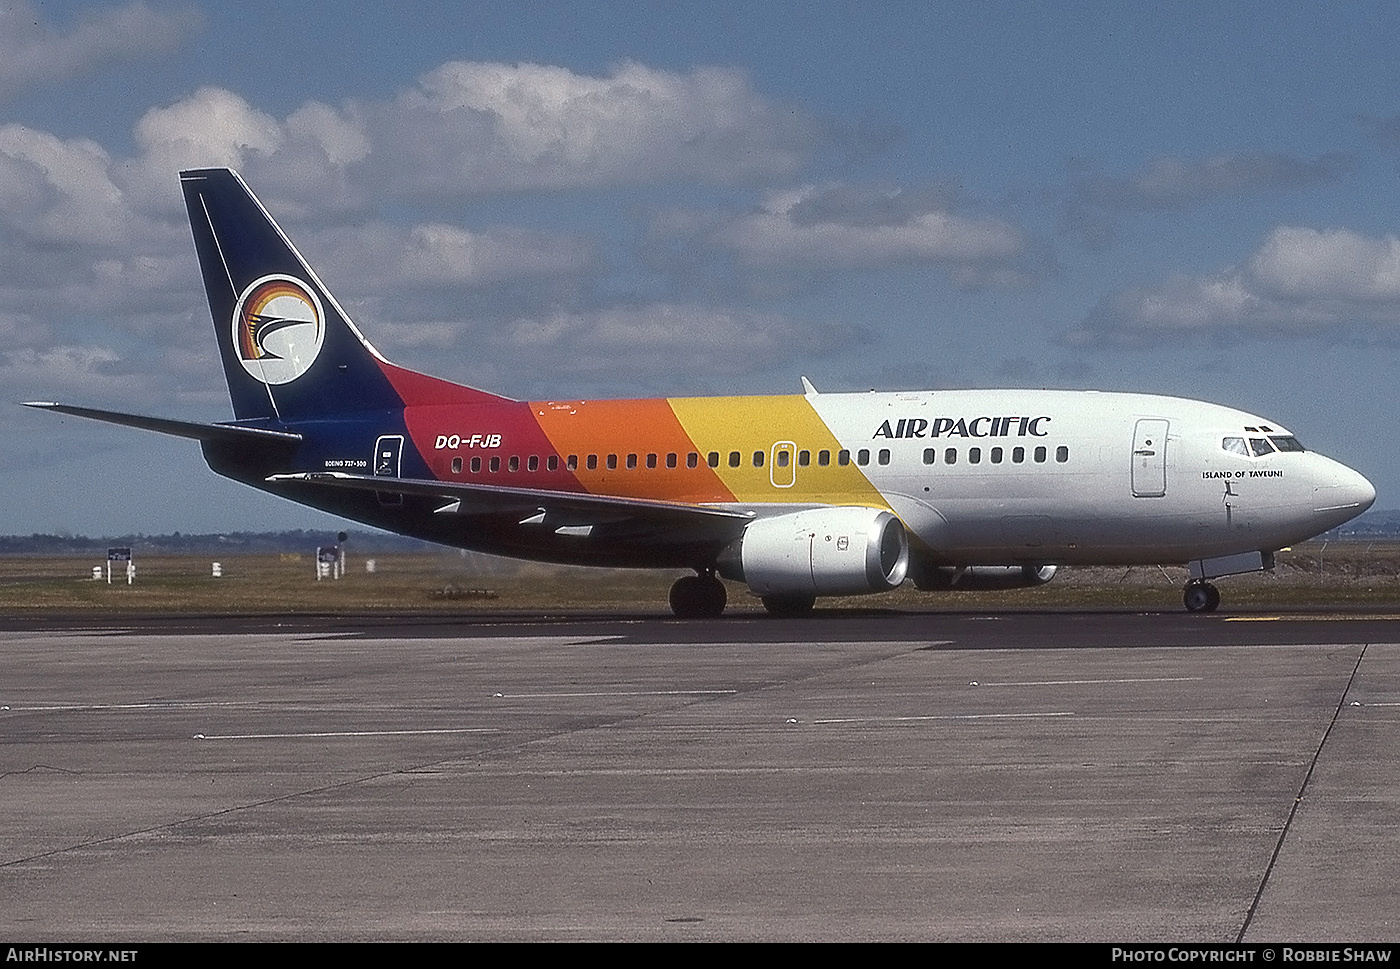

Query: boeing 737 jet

[25,169,1377,616]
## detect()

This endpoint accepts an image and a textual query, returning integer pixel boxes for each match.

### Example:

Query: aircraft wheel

[669,574,727,618]
[761,593,816,617]
[1183,581,1220,613]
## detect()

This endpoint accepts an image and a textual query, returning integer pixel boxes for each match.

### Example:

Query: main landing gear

[669,570,727,618]
[760,594,816,617]
[1183,580,1221,613]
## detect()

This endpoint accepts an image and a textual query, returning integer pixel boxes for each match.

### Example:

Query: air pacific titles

[874,416,1051,439]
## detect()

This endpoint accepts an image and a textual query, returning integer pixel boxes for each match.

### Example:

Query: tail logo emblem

[231,275,326,385]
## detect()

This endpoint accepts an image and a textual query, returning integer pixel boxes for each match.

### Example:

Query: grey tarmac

[1,609,1398,941]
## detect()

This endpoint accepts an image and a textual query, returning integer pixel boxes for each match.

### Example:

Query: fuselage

[33,168,1380,617]
[227,387,1375,570]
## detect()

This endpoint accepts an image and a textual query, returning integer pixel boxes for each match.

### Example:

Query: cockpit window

[1269,435,1305,452]
[1221,437,1248,455]
[1248,437,1276,457]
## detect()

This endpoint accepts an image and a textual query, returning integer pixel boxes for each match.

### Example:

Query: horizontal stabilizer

[23,402,302,445]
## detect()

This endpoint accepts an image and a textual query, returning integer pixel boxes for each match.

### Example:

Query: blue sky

[5,0,1400,534]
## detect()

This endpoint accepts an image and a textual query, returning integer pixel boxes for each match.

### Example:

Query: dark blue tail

[181,168,504,424]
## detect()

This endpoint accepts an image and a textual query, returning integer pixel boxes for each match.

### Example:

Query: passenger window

[489,456,500,472]
[451,456,462,474]
[586,454,598,470]
[708,451,719,468]
[878,449,890,465]
[626,454,637,469]
[968,447,981,464]
[508,456,519,472]
[838,450,851,466]
[1012,447,1025,463]
[527,455,538,472]
[566,454,577,470]
[646,453,657,469]
[753,450,765,467]
[819,450,831,466]
[547,455,558,471]
[857,449,870,466]
[729,451,741,468]
[1034,446,1046,463]
[923,448,936,465]
[944,448,957,465]
[687,452,698,468]
[991,447,1003,464]
[1056,446,1068,463]
[607,454,618,469]
[798,450,810,467]
[665,453,676,468]
[776,450,790,467]
[470,456,481,473]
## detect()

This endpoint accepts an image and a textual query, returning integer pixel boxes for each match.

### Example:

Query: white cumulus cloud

[645,182,1035,289]
[1247,226,1400,301]
[0,125,131,247]
[0,1,201,103]
[719,183,1026,269]
[365,60,825,195]
[1069,224,1400,345]
[308,222,594,291]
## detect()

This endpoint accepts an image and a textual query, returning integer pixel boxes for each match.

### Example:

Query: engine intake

[719,507,909,597]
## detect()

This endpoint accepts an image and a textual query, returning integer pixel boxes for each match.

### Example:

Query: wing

[267,470,754,539]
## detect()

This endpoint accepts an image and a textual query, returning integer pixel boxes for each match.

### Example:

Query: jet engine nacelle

[911,563,1059,591]
[718,506,910,597]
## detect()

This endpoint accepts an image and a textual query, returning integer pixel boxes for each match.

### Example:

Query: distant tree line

[0,530,439,556]
[1326,509,1400,538]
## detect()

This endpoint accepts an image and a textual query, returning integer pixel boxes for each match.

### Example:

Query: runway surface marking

[196,727,499,741]
[494,689,739,698]
[1225,614,1400,621]
[813,711,1076,724]
[6,700,246,712]
[970,676,1203,687]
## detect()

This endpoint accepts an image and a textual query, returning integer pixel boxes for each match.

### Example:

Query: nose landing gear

[1183,580,1221,613]
[1182,552,1274,613]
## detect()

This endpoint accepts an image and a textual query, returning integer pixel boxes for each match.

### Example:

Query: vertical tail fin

[180,168,507,423]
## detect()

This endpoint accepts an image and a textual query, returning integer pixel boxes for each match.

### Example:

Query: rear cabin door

[1131,419,1169,498]
[374,434,404,506]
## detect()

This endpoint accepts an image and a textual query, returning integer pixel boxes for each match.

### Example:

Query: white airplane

[26,169,1377,616]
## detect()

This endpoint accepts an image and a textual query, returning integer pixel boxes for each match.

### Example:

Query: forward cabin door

[1131,419,1169,498]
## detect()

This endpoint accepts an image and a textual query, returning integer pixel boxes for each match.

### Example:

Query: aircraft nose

[1354,472,1377,513]
[1314,463,1375,518]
